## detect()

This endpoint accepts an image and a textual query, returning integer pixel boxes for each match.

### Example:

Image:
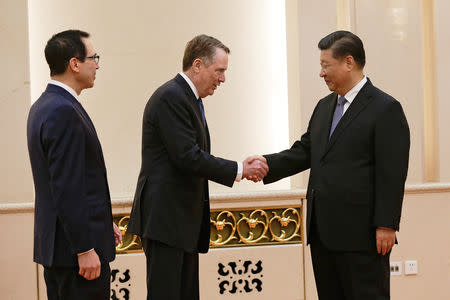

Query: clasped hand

[242,155,268,182]
[78,223,122,280]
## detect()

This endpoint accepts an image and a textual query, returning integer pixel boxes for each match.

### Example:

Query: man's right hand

[77,249,101,280]
[242,155,269,182]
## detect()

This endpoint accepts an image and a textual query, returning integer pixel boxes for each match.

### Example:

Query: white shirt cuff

[235,161,243,182]
[77,248,94,256]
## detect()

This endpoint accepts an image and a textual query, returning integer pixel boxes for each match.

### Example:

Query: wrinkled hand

[242,155,269,182]
[376,227,396,255]
[113,222,123,246]
[78,250,101,280]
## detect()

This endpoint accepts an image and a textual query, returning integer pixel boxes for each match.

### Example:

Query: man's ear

[345,55,355,71]
[192,58,202,73]
[68,57,80,73]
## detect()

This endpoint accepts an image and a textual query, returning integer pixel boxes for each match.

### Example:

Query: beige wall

[435,0,450,182]
[390,189,450,299]
[27,0,292,199]
[304,187,450,300]
[0,0,33,203]
[0,211,36,299]
[3,0,446,201]
[0,0,449,299]
[355,0,425,183]
[1,187,449,300]
[296,0,338,188]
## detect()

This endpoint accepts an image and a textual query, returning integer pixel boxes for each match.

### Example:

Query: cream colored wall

[0,0,33,203]
[355,0,425,183]
[296,0,338,188]
[304,187,450,300]
[0,211,36,299]
[1,187,449,300]
[391,189,450,299]
[4,0,440,198]
[435,0,450,182]
[27,0,292,199]
[1,0,450,299]
[292,0,425,184]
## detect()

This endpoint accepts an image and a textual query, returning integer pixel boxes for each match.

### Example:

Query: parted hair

[45,29,90,76]
[182,34,230,71]
[318,30,366,68]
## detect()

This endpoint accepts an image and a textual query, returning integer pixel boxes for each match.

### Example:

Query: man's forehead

[320,49,332,57]
[211,52,228,65]
[82,37,92,47]
[82,38,96,54]
[320,50,338,62]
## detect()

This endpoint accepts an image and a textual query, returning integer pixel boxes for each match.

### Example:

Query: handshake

[241,155,268,182]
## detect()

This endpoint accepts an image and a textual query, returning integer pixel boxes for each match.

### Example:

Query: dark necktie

[198,98,206,126]
[329,96,347,139]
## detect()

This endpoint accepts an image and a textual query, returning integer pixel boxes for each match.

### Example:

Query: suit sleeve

[154,95,237,187]
[43,105,94,254]
[263,105,316,184]
[373,100,410,230]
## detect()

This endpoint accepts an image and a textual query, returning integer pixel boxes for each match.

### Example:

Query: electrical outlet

[390,261,402,275]
[404,260,418,275]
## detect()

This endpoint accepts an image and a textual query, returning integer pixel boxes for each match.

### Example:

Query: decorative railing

[114,204,303,253]
[209,207,302,247]
[3,184,450,255]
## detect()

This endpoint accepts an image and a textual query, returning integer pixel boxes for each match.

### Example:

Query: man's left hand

[376,227,396,255]
[113,222,123,246]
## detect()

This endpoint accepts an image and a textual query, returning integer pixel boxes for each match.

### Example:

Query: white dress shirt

[49,79,80,102]
[340,76,367,115]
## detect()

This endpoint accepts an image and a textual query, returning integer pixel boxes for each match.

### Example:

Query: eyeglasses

[77,54,100,64]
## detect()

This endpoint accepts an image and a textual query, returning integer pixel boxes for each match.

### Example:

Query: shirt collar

[179,72,200,100]
[49,79,80,102]
[340,75,367,104]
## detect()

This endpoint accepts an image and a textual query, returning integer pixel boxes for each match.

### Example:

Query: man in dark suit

[127,34,268,300]
[259,31,410,299]
[27,30,122,300]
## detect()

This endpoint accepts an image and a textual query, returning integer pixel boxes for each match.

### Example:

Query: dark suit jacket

[127,74,237,253]
[264,79,410,251]
[27,84,115,267]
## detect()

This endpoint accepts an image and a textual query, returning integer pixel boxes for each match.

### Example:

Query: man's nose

[319,69,325,77]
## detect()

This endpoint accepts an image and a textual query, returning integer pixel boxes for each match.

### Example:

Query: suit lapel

[322,80,374,159]
[46,85,98,137]
[71,101,98,137]
[46,84,106,165]
[205,122,211,153]
[174,75,209,151]
[318,94,337,159]
[71,101,107,166]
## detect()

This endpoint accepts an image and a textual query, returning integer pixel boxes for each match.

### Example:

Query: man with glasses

[27,29,122,300]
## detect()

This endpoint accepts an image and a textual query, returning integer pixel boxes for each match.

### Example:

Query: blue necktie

[329,96,347,139]
[198,98,206,126]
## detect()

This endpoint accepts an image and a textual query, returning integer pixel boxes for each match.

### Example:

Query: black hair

[44,29,90,76]
[318,30,365,68]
